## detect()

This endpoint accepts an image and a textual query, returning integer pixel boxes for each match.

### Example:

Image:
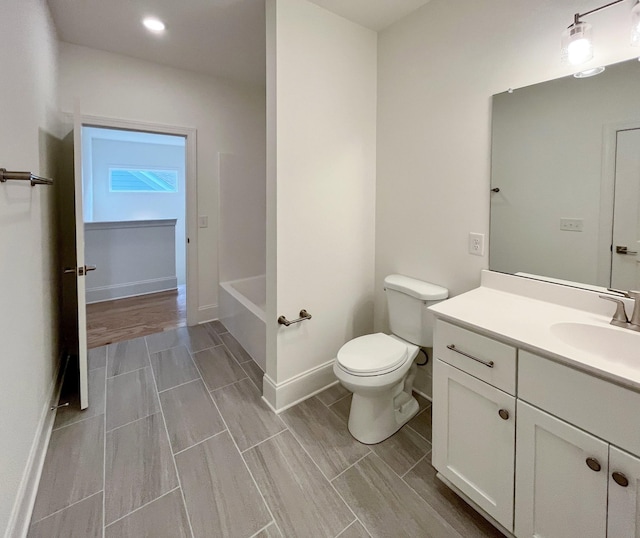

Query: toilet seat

[337,333,408,376]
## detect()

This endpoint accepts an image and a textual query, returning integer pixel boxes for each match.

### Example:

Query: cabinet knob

[498,409,509,420]
[612,471,629,487]
[586,457,601,472]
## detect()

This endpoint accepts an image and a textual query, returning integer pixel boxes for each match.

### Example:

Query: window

[109,168,179,193]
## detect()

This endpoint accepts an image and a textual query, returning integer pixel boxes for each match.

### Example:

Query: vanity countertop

[429,279,640,393]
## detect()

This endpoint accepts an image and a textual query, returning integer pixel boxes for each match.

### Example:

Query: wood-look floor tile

[208,319,228,335]
[254,523,282,537]
[329,393,352,423]
[176,432,271,538]
[88,346,107,371]
[146,325,221,355]
[244,431,354,537]
[333,453,459,538]
[240,359,264,391]
[159,380,225,453]
[106,367,160,431]
[149,346,200,392]
[107,337,150,378]
[407,404,432,442]
[316,383,351,406]
[54,367,106,430]
[105,414,178,524]
[31,416,104,521]
[192,345,247,391]
[370,425,431,476]
[104,489,190,538]
[220,332,253,363]
[281,397,370,480]
[403,455,505,537]
[338,521,371,538]
[28,492,102,538]
[210,378,286,451]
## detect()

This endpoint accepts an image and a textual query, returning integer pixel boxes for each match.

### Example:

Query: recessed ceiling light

[143,17,165,33]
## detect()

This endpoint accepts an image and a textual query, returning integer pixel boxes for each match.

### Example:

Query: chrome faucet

[599,289,640,332]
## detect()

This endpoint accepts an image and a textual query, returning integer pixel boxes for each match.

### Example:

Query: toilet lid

[337,333,407,374]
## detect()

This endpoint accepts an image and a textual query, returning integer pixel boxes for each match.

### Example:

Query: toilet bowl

[334,333,420,444]
[334,274,448,445]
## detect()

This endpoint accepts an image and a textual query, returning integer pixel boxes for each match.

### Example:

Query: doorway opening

[81,126,189,347]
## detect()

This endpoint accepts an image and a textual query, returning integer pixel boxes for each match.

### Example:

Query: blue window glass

[109,168,178,192]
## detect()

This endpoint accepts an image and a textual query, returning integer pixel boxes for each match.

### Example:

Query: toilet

[333,274,448,444]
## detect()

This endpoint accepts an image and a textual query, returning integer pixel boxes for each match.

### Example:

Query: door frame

[75,114,199,326]
[597,119,640,288]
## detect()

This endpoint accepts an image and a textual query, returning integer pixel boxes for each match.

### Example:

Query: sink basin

[551,322,640,363]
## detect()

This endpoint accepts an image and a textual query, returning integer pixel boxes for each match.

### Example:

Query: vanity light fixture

[561,0,634,66]
[143,17,165,33]
[574,66,606,77]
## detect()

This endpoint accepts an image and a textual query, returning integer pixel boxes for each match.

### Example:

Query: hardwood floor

[87,286,186,348]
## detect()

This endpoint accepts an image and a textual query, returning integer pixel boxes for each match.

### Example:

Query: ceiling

[48,0,432,87]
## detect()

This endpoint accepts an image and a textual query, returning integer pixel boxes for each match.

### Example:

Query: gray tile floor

[28,322,504,538]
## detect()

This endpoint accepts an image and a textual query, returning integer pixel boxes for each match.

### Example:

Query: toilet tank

[384,274,448,347]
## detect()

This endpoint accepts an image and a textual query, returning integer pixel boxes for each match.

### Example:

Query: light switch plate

[198,216,208,228]
[469,232,485,256]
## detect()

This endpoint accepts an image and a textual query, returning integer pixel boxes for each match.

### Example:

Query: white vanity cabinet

[432,317,640,538]
[432,321,517,530]
[514,401,609,538]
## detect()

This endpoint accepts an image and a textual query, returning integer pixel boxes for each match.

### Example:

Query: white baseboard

[5,356,65,538]
[262,360,337,413]
[197,304,218,324]
[86,277,177,304]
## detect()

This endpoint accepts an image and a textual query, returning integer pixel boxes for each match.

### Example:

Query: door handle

[616,246,638,255]
[63,265,97,276]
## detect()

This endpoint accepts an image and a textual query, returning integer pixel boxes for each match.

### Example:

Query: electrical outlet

[560,218,583,232]
[469,232,485,256]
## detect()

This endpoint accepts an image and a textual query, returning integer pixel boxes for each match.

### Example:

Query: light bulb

[561,21,593,65]
[143,17,165,33]
[632,2,640,46]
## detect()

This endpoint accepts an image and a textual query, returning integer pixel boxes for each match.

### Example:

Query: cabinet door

[608,445,640,538]
[432,359,515,530]
[515,401,608,538]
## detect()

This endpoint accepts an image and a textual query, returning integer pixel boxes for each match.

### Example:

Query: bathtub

[219,275,266,371]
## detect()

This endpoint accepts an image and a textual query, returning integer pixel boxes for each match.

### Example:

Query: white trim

[597,119,640,287]
[86,277,178,304]
[5,357,64,538]
[197,304,219,324]
[66,113,199,326]
[84,219,177,230]
[262,359,338,413]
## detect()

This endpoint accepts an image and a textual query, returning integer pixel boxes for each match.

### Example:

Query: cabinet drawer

[434,320,516,395]
[519,351,640,457]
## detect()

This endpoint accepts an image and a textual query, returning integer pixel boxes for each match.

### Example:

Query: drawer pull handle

[612,472,629,487]
[446,344,494,368]
[498,409,510,420]
[586,457,602,472]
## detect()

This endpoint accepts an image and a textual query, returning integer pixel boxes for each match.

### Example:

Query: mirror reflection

[490,58,640,291]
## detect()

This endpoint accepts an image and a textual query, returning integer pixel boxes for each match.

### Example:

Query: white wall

[219,153,266,283]
[0,1,60,535]
[375,0,640,322]
[86,136,186,285]
[265,0,377,403]
[375,0,640,395]
[58,42,266,322]
[85,220,178,302]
